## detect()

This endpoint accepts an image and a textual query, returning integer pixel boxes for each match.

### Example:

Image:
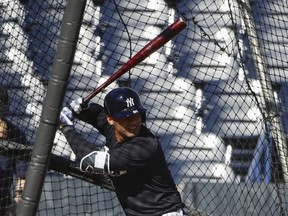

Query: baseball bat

[83,18,187,102]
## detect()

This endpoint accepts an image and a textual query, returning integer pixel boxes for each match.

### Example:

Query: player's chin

[126,127,141,137]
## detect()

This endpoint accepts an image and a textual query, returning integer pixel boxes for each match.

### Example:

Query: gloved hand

[59,107,74,127]
[69,97,90,115]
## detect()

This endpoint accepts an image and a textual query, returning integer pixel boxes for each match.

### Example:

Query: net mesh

[1,0,288,215]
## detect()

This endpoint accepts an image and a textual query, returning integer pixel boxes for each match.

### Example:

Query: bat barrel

[83,19,187,102]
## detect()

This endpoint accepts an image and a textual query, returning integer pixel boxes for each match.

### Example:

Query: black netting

[1,0,288,215]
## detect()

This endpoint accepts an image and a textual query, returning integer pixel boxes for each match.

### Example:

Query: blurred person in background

[0,85,28,216]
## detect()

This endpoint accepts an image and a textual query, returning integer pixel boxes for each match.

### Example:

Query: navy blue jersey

[63,104,184,215]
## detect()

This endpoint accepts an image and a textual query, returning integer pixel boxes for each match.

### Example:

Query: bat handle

[83,79,113,102]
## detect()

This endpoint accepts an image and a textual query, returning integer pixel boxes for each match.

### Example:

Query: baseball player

[59,87,186,216]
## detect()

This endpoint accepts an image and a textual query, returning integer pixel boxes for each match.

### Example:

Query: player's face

[107,113,142,142]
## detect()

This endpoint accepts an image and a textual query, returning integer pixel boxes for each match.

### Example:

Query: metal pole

[237,0,288,183]
[16,0,87,215]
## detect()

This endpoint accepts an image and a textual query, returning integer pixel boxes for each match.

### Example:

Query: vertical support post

[237,0,288,183]
[16,0,87,215]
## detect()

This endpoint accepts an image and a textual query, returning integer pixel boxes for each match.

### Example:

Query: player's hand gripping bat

[83,18,187,103]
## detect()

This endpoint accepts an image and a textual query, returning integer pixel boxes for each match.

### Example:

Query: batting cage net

[1,0,288,215]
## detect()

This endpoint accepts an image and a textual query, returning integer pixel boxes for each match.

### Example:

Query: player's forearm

[75,103,103,125]
[62,126,100,159]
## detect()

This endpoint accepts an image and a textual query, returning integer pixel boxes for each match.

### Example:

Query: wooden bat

[83,18,187,102]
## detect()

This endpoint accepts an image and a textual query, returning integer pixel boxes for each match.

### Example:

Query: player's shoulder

[128,136,159,159]
[139,125,156,137]
[131,127,159,148]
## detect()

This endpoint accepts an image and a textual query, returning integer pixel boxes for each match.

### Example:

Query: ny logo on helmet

[126,97,135,107]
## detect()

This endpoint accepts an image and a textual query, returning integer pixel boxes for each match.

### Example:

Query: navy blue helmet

[104,87,146,121]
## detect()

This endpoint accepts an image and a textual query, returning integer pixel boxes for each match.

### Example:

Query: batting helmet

[104,87,146,121]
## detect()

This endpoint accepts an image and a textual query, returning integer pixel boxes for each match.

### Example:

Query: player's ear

[106,115,114,126]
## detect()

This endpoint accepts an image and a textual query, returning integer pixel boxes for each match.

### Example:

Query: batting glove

[59,107,74,127]
[69,97,90,114]
[80,146,110,174]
